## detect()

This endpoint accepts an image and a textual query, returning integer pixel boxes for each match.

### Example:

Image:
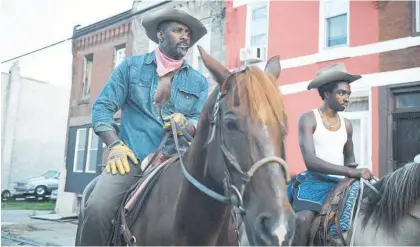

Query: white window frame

[245,1,269,51]
[416,0,420,33]
[82,55,93,97]
[319,0,350,52]
[73,128,87,172]
[85,128,99,173]
[340,89,372,171]
[114,45,126,68]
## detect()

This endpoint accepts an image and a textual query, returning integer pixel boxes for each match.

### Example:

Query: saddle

[309,178,357,246]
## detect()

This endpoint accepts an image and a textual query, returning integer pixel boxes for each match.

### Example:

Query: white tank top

[312,109,348,174]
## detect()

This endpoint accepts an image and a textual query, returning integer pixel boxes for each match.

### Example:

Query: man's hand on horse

[349,168,374,180]
[163,112,187,135]
[106,141,138,175]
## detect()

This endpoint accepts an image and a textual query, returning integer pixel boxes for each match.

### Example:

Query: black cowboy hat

[142,8,207,47]
[307,63,362,90]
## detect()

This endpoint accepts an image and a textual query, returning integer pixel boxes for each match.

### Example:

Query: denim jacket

[92,51,209,161]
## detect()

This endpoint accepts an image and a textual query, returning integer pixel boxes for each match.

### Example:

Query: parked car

[9,170,60,199]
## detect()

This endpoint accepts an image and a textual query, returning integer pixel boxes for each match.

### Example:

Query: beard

[161,41,189,60]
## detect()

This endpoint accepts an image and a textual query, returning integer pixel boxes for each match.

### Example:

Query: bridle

[171,67,290,215]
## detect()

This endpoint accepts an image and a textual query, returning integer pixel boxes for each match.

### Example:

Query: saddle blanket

[287,171,360,238]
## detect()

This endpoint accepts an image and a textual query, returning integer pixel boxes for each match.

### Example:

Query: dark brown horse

[76,46,295,246]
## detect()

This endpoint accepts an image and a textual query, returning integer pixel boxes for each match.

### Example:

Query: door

[392,112,420,171]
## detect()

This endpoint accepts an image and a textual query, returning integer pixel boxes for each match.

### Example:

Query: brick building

[56,0,226,215]
[224,0,420,177]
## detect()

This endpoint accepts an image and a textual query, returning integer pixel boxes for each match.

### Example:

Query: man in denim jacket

[77,8,208,245]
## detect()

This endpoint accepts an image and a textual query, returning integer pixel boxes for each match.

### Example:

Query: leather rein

[170,91,290,215]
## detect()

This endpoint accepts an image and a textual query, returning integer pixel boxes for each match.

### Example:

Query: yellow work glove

[106,142,138,175]
[163,113,187,135]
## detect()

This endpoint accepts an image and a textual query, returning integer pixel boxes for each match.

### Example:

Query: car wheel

[35,186,47,196]
[1,190,11,200]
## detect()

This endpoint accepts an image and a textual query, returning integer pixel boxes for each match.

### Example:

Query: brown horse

[76,46,295,246]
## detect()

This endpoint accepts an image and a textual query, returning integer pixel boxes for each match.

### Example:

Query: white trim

[319,0,350,52]
[84,128,98,173]
[279,67,420,95]
[281,36,420,69]
[416,0,420,33]
[73,128,86,173]
[368,88,373,170]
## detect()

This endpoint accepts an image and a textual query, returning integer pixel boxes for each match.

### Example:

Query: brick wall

[378,1,419,72]
[378,1,414,42]
[380,46,420,72]
[70,19,131,123]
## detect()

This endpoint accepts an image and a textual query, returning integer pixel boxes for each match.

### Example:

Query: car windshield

[42,171,58,178]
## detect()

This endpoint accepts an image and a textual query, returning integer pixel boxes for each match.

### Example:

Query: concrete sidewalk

[1,210,77,246]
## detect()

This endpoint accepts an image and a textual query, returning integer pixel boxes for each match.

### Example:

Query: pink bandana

[154,47,184,77]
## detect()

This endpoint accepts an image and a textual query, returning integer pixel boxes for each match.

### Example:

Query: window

[85,129,99,173]
[247,2,269,47]
[192,18,212,75]
[82,54,93,97]
[323,0,349,48]
[73,128,87,172]
[395,90,420,109]
[341,97,370,169]
[73,127,101,173]
[114,44,126,68]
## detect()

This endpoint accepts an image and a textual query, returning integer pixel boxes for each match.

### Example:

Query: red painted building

[224,0,420,176]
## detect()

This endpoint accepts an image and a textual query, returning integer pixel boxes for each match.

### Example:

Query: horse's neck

[172,134,230,244]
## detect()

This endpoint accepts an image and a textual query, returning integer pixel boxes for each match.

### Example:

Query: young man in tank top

[286,63,374,246]
[77,9,209,245]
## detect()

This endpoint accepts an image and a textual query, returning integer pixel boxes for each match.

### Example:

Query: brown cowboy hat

[142,8,207,47]
[307,63,362,90]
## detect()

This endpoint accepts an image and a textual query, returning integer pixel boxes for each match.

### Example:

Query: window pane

[90,131,99,150]
[251,33,267,46]
[87,150,98,172]
[77,129,87,149]
[349,119,361,164]
[395,91,420,108]
[76,150,85,171]
[327,14,347,47]
[347,97,369,112]
[251,5,267,37]
[252,6,267,21]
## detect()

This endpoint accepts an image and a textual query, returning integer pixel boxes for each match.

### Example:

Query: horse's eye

[225,120,238,131]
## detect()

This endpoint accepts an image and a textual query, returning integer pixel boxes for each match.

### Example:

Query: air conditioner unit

[239,46,267,63]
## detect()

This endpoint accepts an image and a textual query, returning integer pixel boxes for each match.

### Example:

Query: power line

[1,1,172,65]
[1,38,72,64]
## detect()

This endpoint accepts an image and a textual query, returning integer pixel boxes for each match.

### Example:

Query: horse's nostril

[255,214,274,245]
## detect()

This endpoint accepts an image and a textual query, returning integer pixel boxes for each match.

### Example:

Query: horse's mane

[235,66,288,135]
[361,162,420,232]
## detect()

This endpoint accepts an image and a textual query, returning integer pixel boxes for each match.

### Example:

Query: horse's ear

[197,45,230,86]
[264,55,281,80]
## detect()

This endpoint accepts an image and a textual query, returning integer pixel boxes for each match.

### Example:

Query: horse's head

[197,46,295,246]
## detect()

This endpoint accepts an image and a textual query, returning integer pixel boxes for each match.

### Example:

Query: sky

[1,0,134,88]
